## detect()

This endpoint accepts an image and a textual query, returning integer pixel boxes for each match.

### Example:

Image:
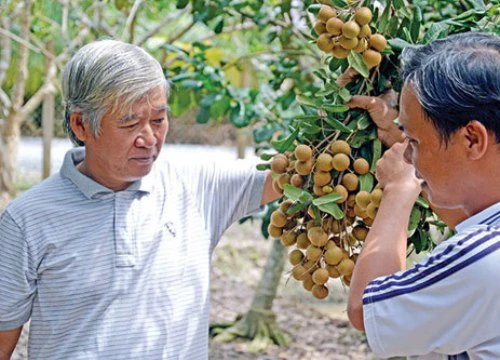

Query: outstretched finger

[335,67,358,88]
[346,95,381,110]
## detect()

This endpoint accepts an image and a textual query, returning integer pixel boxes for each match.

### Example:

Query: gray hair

[401,32,500,144]
[62,39,169,146]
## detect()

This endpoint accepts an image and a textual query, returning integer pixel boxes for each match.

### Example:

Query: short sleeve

[362,226,500,358]
[0,210,37,330]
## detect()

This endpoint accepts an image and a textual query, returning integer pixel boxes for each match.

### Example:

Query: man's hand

[376,140,422,193]
[347,91,404,147]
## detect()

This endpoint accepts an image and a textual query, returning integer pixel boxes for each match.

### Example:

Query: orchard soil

[11,221,378,360]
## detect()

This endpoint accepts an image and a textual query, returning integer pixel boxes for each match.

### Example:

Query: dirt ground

[11,221,376,360]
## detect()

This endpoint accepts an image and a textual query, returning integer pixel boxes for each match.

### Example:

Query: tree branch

[11,0,32,111]
[166,21,195,44]
[199,21,258,41]
[0,18,12,91]
[19,61,57,120]
[136,4,193,46]
[125,0,143,43]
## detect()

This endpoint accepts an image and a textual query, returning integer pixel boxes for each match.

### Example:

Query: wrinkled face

[83,86,169,190]
[400,84,465,209]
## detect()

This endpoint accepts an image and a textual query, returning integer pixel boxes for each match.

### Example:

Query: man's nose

[135,125,156,148]
[403,139,413,164]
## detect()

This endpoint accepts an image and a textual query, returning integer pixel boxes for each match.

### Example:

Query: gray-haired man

[347,32,500,359]
[0,40,280,359]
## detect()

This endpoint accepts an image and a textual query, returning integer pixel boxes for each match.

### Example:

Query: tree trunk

[42,92,55,179]
[211,238,290,351]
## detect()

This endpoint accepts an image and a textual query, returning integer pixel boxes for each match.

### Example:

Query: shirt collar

[60,147,155,199]
[455,201,500,233]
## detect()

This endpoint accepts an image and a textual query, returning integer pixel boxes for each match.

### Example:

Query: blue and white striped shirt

[363,202,500,360]
[0,147,266,359]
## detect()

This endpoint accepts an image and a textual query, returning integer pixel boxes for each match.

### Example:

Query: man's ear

[69,112,89,143]
[462,120,489,160]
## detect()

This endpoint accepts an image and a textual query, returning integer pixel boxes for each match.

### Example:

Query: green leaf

[360,173,374,192]
[331,0,348,7]
[324,117,352,133]
[214,18,224,34]
[323,104,349,113]
[296,115,320,121]
[312,193,342,206]
[393,0,405,9]
[465,0,486,10]
[338,87,352,102]
[271,127,299,153]
[316,88,337,97]
[196,106,210,124]
[256,163,270,171]
[410,6,422,42]
[296,95,319,108]
[387,16,400,37]
[283,184,313,203]
[388,38,412,52]
[378,1,392,33]
[176,0,189,9]
[371,139,382,172]
[317,202,345,220]
[259,153,275,161]
[347,52,369,78]
[287,202,308,215]
[307,4,322,14]
[423,22,449,44]
[415,196,430,209]
[408,206,422,231]
[329,58,343,72]
[356,113,372,130]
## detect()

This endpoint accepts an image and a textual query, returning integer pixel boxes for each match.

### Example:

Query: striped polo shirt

[0,147,266,359]
[362,202,500,359]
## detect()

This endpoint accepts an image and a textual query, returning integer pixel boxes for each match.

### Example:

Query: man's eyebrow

[118,105,169,123]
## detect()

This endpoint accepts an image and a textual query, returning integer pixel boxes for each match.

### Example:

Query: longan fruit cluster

[269,141,384,299]
[315,5,387,68]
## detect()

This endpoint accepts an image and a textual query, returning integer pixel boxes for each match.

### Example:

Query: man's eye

[122,123,139,129]
[153,118,165,124]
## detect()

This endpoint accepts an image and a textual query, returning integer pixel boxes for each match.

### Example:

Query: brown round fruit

[324,246,344,265]
[332,153,350,171]
[308,227,329,247]
[296,232,311,249]
[295,144,313,161]
[325,17,343,36]
[353,38,368,53]
[353,158,370,175]
[295,159,314,176]
[312,284,329,299]
[355,191,371,209]
[370,188,383,206]
[281,230,297,246]
[342,173,359,192]
[290,174,304,187]
[312,268,330,285]
[369,34,387,52]
[313,171,332,187]
[289,249,304,266]
[268,224,283,238]
[337,258,355,276]
[353,225,369,241]
[306,245,323,262]
[272,178,283,194]
[366,202,378,219]
[314,21,327,35]
[316,153,333,172]
[326,264,341,278]
[339,35,359,50]
[342,21,360,39]
[354,7,373,26]
[271,154,288,174]
[319,6,337,22]
[317,33,334,52]
[277,173,290,189]
[333,184,349,204]
[359,24,372,38]
[292,265,309,281]
[322,185,333,194]
[303,276,315,291]
[330,140,351,155]
[363,49,382,68]
[270,210,287,227]
[313,184,326,196]
[332,45,350,59]
[279,200,293,213]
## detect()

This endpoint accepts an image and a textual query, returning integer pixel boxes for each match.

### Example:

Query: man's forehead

[118,104,168,122]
